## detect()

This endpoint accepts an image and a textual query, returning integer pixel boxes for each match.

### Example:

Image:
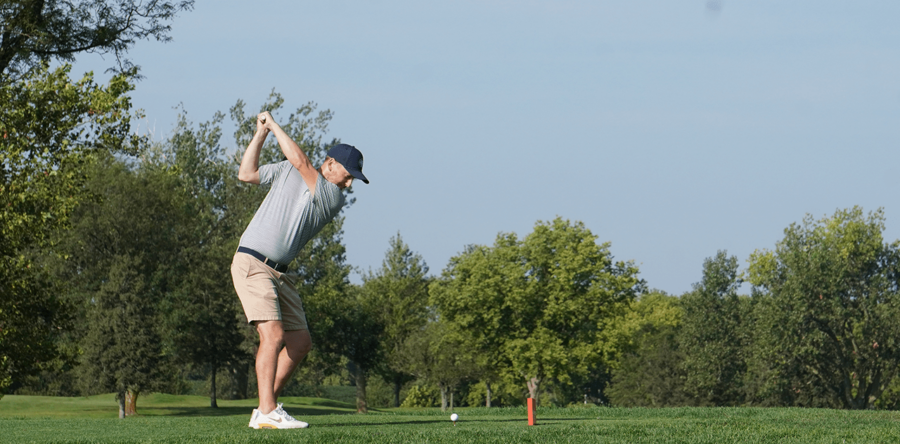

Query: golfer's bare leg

[273,329,312,398]
[255,320,285,414]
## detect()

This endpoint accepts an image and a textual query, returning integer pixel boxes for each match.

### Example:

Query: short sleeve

[257,161,290,185]
[314,173,346,216]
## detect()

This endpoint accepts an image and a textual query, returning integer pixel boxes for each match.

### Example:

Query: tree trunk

[354,366,368,413]
[526,376,540,405]
[450,387,454,410]
[231,363,249,400]
[210,366,218,408]
[118,391,126,419]
[485,381,492,408]
[393,378,402,408]
[440,382,448,412]
[124,389,138,416]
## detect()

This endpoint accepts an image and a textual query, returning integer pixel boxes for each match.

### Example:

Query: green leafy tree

[433,217,642,405]
[0,0,195,79]
[746,207,900,409]
[431,239,525,406]
[514,218,642,403]
[400,384,439,407]
[0,64,141,398]
[606,321,687,407]
[80,255,164,418]
[345,284,386,414]
[61,157,187,417]
[399,319,476,411]
[363,232,430,407]
[150,110,248,408]
[678,251,749,406]
[602,290,685,406]
[0,0,192,398]
[599,291,681,371]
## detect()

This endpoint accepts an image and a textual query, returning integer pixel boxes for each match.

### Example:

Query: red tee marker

[527,398,536,426]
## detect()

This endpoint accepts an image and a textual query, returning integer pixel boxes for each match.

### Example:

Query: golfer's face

[324,160,354,189]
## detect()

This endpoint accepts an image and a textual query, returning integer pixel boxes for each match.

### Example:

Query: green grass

[2,394,900,443]
[0,393,358,419]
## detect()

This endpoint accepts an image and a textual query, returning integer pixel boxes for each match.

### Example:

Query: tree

[0,0,195,79]
[345,285,386,414]
[746,207,900,409]
[602,291,686,407]
[151,110,248,408]
[399,319,476,411]
[0,64,141,398]
[606,322,687,407]
[62,157,187,417]
[678,251,749,406]
[363,232,430,407]
[432,218,643,405]
[430,239,525,406]
[0,0,192,399]
[0,254,69,397]
[80,255,164,418]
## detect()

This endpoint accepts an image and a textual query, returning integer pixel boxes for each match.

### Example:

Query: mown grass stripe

[2,394,900,443]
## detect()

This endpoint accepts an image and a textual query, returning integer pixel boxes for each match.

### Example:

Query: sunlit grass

[0,393,358,419]
[2,394,899,443]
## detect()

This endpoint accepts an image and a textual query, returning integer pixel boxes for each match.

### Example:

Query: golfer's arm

[238,130,266,184]
[269,124,319,191]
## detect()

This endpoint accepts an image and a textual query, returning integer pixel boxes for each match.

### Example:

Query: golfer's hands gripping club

[257,111,273,134]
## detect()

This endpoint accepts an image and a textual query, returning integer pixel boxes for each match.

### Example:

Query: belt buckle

[265,258,283,272]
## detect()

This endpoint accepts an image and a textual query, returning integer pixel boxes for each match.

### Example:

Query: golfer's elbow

[238,169,260,184]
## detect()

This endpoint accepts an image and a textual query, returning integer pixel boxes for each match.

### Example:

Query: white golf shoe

[255,403,310,429]
[248,409,260,428]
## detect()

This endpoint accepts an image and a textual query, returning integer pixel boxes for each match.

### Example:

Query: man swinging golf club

[231,111,368,429]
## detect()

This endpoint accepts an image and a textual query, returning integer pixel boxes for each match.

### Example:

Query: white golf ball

[450,413,459,421]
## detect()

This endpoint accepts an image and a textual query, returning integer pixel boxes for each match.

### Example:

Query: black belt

[237,247,289,273]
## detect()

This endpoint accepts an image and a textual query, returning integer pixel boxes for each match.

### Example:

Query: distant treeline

[3,68,900,415]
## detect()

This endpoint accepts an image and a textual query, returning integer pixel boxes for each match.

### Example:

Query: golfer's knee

[297,338,312,355]
[256,321,285,348]
[288,337,312,355]
[286,331,312,356]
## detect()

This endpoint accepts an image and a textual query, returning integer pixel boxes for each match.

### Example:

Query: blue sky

[71,1,900,294]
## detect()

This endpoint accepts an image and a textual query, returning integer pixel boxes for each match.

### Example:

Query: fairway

[2,395,900,443]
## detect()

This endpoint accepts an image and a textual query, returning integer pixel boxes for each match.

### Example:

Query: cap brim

[349,169,369,184]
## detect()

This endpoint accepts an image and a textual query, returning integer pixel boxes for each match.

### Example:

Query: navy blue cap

[327,143,369,184]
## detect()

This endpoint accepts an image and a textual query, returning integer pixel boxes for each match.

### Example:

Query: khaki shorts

[231,252,308,331]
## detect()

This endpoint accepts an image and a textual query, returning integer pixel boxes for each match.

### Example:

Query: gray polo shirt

[238,161,345,265]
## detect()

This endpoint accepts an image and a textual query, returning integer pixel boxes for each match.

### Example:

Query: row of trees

[4,1,900,414]
[0,3,648,414]
[0,63,144,405]
[6,75,900,413]
[18,164,900,412]
[0,66,645,410]
[0,0,196,415]
[0,71,372,415]
[609,208,900,410]
[428,219,642,406]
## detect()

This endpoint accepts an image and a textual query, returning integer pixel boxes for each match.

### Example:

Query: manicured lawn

[2,394,899,443]
[0,393,357,419]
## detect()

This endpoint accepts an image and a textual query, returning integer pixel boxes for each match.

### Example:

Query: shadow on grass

[314,417,590,427]
[138,406,358,417]
[310,419,444,427]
